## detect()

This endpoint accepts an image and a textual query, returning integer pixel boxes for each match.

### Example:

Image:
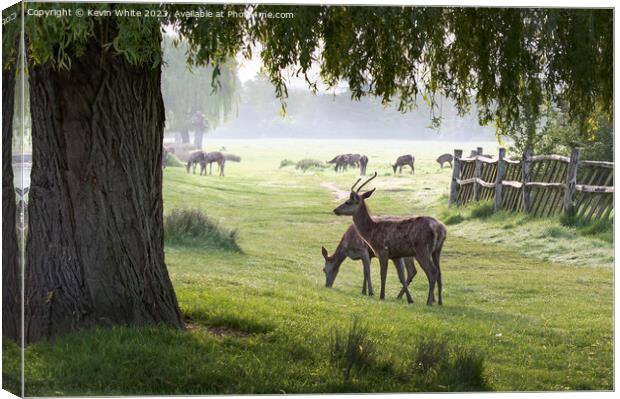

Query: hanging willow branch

[17,3,613,139]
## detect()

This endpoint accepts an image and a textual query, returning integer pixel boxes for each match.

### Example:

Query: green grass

[3,139,613,395]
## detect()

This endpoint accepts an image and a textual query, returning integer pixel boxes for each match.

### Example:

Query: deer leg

[397,257,417,299]
[361,253,373,296]
[432,250,443,305]
[220,161,225,176]
[379,256,388,300]
[392,258,413,304]
[416,250,437,306]
[411,163,415,174]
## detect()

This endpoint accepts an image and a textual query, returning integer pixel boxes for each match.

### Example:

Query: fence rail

[449,147,614,222]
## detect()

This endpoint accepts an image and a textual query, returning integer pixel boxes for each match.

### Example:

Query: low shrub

[296,159,326,172]
[164,208,241,252]
[165,153,184,168]
[279,159,295,168]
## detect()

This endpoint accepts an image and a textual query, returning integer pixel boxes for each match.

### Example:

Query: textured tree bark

[24,38,183,343]
[2,63,21,342]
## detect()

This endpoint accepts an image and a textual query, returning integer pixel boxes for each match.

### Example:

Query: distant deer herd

[326,152,453,176]
[162,147,241,177]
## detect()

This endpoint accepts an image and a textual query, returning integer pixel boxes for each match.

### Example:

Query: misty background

[161,37,498,143]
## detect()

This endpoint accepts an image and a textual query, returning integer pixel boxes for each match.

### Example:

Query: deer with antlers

[321,223,417,298]
[333,172,446,305]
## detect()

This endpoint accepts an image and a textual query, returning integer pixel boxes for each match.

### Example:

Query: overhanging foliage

[10,3,614,139]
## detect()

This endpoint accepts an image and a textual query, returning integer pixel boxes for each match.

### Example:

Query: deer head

[321,246,341,287]
[392,163,398,173]
[333,172,377,216]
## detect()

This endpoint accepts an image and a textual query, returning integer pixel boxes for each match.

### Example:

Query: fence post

[563,147,581,214]
[494,148,506,211]
[522,148,532,213]
[473,147,483,201]
[449,149,463,207]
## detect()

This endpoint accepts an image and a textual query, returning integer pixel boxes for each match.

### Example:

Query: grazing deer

[321,223,417,298]
[333,172,447,305]
[200,151,226,176]
[392,154,415,175]
[328,154,349,172]
[347,154,361,167]
[328,154,362,173]
[436,153,453,168]
[186,150,205,174]
[359,155,368,176]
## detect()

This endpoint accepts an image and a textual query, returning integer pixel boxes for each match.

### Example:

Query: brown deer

[392,154,415,174]
[359,155,368,176]
[200,151,226,176]
[436,153,453,168]
[328,154,350,172]
[333,172,447,305]
[186,150,205,174]
[321,223,417,298]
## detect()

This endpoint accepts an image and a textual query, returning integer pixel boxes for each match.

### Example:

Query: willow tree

[162,36,241,146]
[5,3,612,343]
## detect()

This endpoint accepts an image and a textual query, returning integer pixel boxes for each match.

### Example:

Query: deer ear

[321,246,329,259]
[362,188,376,199]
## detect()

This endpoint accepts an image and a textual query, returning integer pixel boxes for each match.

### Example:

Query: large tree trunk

[194,129,204,150]
[24,38,183,343]
[179,129,190,144]
[2,61,21,342]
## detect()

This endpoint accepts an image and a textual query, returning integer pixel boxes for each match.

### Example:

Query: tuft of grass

[165,153,184,168]
[409,339,488,392]
[295,159,326,172]
[446,348,488,391]
[413,339,448,374]
[542,226,576,240]
[164,208,241,252]
[469,202,495,219]
[443,214,465,225]
[279,159,295,168]
[560,212,613,243]
[330,319,376,381]
[578,220,613,243]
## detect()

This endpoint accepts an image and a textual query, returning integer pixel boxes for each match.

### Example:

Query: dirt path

[320,182,349,201]
[321,178,412,202]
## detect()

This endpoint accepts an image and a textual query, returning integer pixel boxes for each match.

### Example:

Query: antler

[350,177,362,191]
[356,171,377,192]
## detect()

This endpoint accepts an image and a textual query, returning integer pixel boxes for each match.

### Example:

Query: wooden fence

[449,147,614,222]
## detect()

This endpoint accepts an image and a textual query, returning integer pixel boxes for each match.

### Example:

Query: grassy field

[3,139,613,395]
